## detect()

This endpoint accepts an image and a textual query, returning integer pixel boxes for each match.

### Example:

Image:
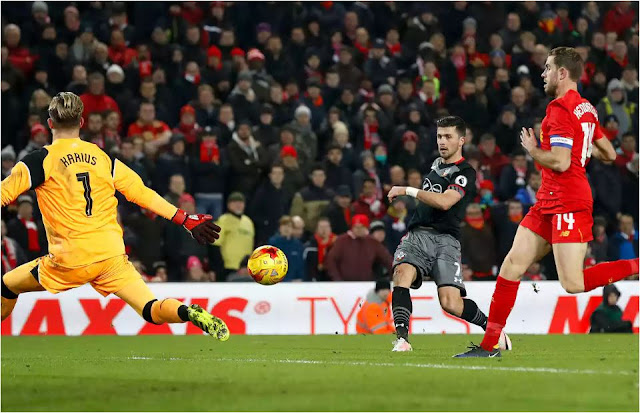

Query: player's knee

[499,254,525,281]
[438,291,461,315]
[1,277,19,300]
[560,279,584,294]
[393,265,415,288]
[142,299,161,324]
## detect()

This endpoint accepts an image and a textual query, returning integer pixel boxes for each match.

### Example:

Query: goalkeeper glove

[172,209,221,245]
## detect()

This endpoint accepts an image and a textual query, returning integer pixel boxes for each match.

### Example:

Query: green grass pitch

[2,334,638,411]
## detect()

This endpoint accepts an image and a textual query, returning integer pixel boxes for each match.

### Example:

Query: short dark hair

[270,162,285,173]
[512,148,527,158]
[436,116,466,137]
[549,47,583,82]
[479,133,496,143]
[363,177,376,185]
[310,163,325,174]
[406,168,421,177]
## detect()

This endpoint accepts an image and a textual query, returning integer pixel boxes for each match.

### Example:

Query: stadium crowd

[1,1,638,282]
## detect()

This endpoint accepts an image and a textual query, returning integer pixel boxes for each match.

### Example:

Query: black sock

[392,287,412,340]
[178,305,190,322]
[461,298,488,330]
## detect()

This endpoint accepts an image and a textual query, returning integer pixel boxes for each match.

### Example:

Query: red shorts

[520,204,593,244]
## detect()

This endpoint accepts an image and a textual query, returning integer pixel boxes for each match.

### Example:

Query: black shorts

[392,227,466,296]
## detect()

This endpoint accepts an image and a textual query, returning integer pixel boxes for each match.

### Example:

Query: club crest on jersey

[395,251,405,262]
[422,178,442,193]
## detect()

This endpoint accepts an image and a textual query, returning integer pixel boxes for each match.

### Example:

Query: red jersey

[127,120,170,141]
[537,89,604,214]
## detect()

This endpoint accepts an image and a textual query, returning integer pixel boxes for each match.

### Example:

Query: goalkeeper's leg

[115,279,229,341]
[2,259,46,321]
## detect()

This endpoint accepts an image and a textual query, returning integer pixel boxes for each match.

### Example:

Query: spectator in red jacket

[602,2,636,37]
[173,104,201,146]
[80,72,121,126]
[478,133,510,179]
[324,214,393,281]
[108,29,137,67]
[127,101,172,156]
[353,177,385,221]
[4,24,35,77]
[615,132,639,176]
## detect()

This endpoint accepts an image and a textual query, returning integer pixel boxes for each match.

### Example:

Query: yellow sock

[151,299,186,324]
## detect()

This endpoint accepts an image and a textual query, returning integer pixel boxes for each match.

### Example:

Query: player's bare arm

[520,127,571,172]
[591,135,617,162]
[387,186,462,211]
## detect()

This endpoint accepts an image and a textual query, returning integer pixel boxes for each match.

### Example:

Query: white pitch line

[127,356,636,376]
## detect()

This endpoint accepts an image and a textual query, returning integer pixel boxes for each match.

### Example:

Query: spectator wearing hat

[364,39,397,89]
[597,79,637,141]
[80,72,121,127]
[324,144,352,192]
[215,192,255,279]
[303,216,337,281]
[105,64,134,113]
[324,214,393,281]
[1,146,17,180]
[173,104,201,146]
[185,256,216,282]
[376,84,397,123]
[246,48,273,102]
[163,193,207,281]
[268,215,306,282]
[1,219,27,276]
[21,1,51,47]
[393,130,426,174]
[390,103,430,164]
[227,120,268,198]
[154,133,192,196]
[18,123,49,161]
[590,284,634,333]
[127,101,172,156]
[255,22,272,49]
[300,79,327,130]
[355,280,394,334]
[249,163,292,246]
[290,164,334,233]
[394,78,425,125]
[251,104,278,148]
[323,184,354,235]
[289,105,318,163]
[6,194,47,261]
[192,127,227,219]
[228,70,260,125]
[461,203,497,280]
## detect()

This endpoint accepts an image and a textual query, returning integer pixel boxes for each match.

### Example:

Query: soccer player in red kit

[455,47,639,358]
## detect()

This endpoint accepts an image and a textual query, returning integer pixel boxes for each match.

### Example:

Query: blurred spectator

[18,123,49,161]
[249,163,291,246]
[394,130,426,174]
[590,284,633,333]
[228,70,260,124]
[290,164,334,233]
[268,216,305,282]
[491,105,519,156]
[621,66,638,104]
[185,256,216,282]
[609,214,639,260]
[291,215,307,242]
[324,144,352,191]
[382,197,409,254]
[584,70,608,105]
[193,84,219,128]
[597,79,635,140]
[369,220,390,280]
[143,261,169,283]
[127,101,172,156]
[215,192,255,279]
[590,158,622,224]
[355,280,395,334]
[163,174,186,207]
[353,176,385,221]
[1,146,17,180]
[154,134,191,196]
[515,169,541,206]
[82,112,117,154]
[174,104,201,146]
[4,24,35,77]
[498,149,529,201]
[478,133,510,179]
[227,255,253,282]
[492,199,525,264]
[602,2,636,38]
[80,72,121,126]
[324,214,393,281]
[163,193,207,281]
[227,120,269,198]
[6,195,47,261]
[1,219,26,275]
[122,207,165,272]
[304,217,337,281]
[590,217,610,263]
[615,132,639,175]
[117,138,152,186]
[290,105,318,163]
[324,185,354,236]
[364,39,397,89]
[253,104,278,148]
[461,203,497,280]
[522,262,547,281]
[192,127,226,218]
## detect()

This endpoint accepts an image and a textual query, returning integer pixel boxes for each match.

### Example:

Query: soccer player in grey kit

[387,116,511,352]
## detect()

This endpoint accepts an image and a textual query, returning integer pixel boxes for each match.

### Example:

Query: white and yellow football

[247,245,288,285]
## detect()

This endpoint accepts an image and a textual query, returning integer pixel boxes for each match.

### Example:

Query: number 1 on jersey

[76,172,93,216]
[580,122,595,167]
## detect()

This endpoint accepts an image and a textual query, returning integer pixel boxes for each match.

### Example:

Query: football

[247,245,288,285]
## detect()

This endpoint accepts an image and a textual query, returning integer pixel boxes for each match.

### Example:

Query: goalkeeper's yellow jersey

[1,137,177,268]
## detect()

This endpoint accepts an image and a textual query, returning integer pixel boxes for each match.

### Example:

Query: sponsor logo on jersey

[560,230,571,237]
[422,177,443,193]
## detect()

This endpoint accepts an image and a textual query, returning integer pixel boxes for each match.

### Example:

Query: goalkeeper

[1,92,229,340]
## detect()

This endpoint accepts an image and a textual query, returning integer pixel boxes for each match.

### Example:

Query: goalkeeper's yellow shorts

[19,255,141,297]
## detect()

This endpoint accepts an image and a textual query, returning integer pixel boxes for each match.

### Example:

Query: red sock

[480,276,520,352]
[583,258,639,292]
